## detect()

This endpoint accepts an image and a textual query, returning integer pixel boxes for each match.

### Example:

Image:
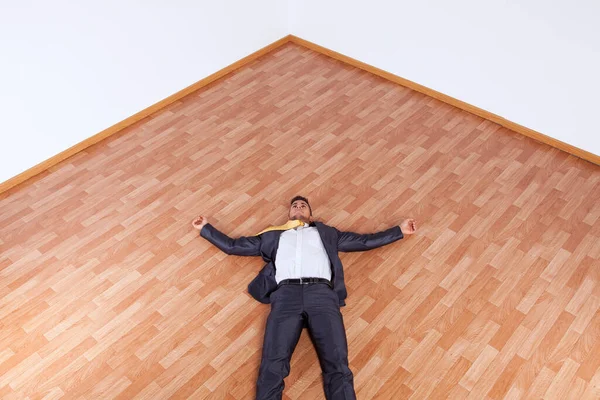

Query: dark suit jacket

[199,221,403,307]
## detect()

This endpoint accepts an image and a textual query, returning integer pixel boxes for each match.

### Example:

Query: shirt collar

[293,221,316,230]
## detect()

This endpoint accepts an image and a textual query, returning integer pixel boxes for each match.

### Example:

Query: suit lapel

[314,222,337,266]
[267,229,284,270]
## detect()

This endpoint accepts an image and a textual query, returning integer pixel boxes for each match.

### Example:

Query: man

[192,196,417,399]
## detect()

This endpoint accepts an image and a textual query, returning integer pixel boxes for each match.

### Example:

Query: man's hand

[192,215,209,231]
[400,218,417,235]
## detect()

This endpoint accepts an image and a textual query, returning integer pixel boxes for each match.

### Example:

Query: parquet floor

[1,42,600,399]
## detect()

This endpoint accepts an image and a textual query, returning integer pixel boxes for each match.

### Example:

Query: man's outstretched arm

[192,215,261,256]
[336,218,417,252]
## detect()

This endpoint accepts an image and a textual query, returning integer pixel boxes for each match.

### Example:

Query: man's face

[289,200,311,222]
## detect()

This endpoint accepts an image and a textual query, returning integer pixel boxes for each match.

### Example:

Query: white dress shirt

[274,223,332,284]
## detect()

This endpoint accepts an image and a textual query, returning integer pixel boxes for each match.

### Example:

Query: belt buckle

[299,277,303,284]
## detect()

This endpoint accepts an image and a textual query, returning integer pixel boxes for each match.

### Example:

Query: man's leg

[305,284,356,400]
[256,285,304,400]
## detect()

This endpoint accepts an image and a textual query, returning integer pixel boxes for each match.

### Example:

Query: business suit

[200,220,404,399]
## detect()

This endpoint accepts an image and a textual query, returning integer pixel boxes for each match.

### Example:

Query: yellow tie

[255,219,306,236]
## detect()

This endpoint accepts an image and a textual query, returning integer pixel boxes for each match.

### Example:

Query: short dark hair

[290,195,312,216]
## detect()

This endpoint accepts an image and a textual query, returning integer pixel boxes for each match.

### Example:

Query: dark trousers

[256,283,356,400]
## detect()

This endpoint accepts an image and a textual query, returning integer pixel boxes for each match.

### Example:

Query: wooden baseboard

[0,35,294,195]
[289,35,600,167]
[2,33,597,195]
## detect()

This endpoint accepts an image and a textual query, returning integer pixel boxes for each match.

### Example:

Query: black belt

[278,278,332,288]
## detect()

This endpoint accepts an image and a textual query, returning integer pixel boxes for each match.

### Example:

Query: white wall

[290,0,600,158]
[0,1,287,184]
[3,1,598,185]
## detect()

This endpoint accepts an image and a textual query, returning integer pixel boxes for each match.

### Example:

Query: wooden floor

[1,42,600,399]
